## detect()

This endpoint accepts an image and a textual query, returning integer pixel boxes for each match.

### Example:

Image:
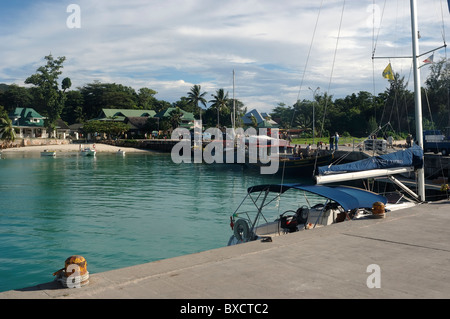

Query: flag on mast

[382,63,394,80]
[419,54,434,69]
[423,54,434,64]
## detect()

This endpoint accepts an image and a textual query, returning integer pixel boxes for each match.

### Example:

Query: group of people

[329,132,340,150]
[293,144,304,158]
[292,143,317,158]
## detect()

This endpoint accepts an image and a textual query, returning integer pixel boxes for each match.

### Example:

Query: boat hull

[81,150,96,157]
[246,153,333,176]
[41,151,56,157]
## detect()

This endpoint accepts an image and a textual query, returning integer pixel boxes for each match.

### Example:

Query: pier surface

[1,200,449,299]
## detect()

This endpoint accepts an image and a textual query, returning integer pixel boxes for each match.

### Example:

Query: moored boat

[244,135,333,176]
[80,145,96,157]
[41,149,56,157]
[227,183,408,246]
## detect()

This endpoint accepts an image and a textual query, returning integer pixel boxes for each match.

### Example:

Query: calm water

[0,150,310,292]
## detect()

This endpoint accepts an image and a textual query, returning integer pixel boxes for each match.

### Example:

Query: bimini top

[247,184,387,211]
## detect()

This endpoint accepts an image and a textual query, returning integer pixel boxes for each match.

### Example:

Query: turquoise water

[0,150,310,292]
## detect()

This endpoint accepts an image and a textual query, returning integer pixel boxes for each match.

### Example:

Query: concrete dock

[1,200,449,299]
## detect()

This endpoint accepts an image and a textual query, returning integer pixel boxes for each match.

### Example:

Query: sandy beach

[1,143,151,154]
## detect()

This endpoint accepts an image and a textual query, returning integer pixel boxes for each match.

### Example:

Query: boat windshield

[232,185,327,230]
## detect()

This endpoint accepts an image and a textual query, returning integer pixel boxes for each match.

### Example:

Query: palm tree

[169,107,184,130]
[0,112,16,143]
[187,85,207,123]
[209,89,229,128]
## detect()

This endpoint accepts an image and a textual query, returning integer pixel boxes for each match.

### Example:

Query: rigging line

[423,87,445,179]
[440,0,447,44]
[282,1,323,185]
[315,0,346,173]
[295,0,324,103]
[318,0,346,143]
[371,0,387,128]
[371,0,387,58]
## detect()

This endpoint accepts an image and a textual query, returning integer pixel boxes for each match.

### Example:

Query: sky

[0,0,449,114]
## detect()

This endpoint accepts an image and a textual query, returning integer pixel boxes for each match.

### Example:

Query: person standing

[387,135,394,148]
[406,134,412,148]
[335,132,339,150]
[329,133,334,150]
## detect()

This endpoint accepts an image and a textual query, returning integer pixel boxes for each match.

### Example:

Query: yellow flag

[382,63,394,80]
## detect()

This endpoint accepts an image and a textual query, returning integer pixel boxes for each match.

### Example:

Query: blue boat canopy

[247,184,387,211]
[317,144,423,176]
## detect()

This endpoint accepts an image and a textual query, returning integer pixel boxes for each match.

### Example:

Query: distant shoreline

[1,143,151,153]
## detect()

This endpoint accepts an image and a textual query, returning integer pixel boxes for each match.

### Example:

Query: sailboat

[316,0,437,203]
[227,0,440,245]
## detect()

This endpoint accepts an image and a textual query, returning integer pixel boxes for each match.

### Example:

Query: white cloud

[0,0,448,114]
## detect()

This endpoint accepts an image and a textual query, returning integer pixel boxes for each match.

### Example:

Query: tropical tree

[82,120,129,140]
[380,72,414,134]
[137,87,158,109]
[270,103,295,128]
[61,90,84,125]
[424,58,450,129]
[168,107,183,129]
[0,84,33,113]
[79,82,139,120]
[0,106,16,142]
[209,88,229,128]
[187,85,207,122]
[25,54,70,133]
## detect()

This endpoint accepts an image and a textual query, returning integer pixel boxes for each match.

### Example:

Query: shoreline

[0,143,152,154]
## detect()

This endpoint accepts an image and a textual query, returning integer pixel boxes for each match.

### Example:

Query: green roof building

[9,108,49,138]
[154,107,195,129]
[95,109,156,122]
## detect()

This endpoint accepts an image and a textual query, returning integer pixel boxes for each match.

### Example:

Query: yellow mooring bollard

[53,255,89,288]
[371,201,386,219]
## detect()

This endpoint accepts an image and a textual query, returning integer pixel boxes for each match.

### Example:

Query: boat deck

[1,199,449,299]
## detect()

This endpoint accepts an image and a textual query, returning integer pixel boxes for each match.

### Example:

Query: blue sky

[0,0,449,113]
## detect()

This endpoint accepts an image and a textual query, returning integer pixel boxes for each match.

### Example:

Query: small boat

[41,150,56,157]
[228,182,413,246]
[117,149,125,156]
[81,147,96,157]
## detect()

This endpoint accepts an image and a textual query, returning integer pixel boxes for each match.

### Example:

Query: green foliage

[0,105,16,141]
[82,120,130,139]
[168,107,183,129]
[209,88,229,127]
[424,58,450,130]
[0,84,33,113]
[62,90,84,124]
[187,85,207,120]
[24,55,70,131]
[2,56,449,139]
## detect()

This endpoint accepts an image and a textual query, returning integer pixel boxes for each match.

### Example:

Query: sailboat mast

[410,0,425,201]
[233,69,236,130]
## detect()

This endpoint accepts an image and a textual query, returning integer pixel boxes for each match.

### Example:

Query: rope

[295,0,324,103]
[314,0,346,175]
[279,1,324,187]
